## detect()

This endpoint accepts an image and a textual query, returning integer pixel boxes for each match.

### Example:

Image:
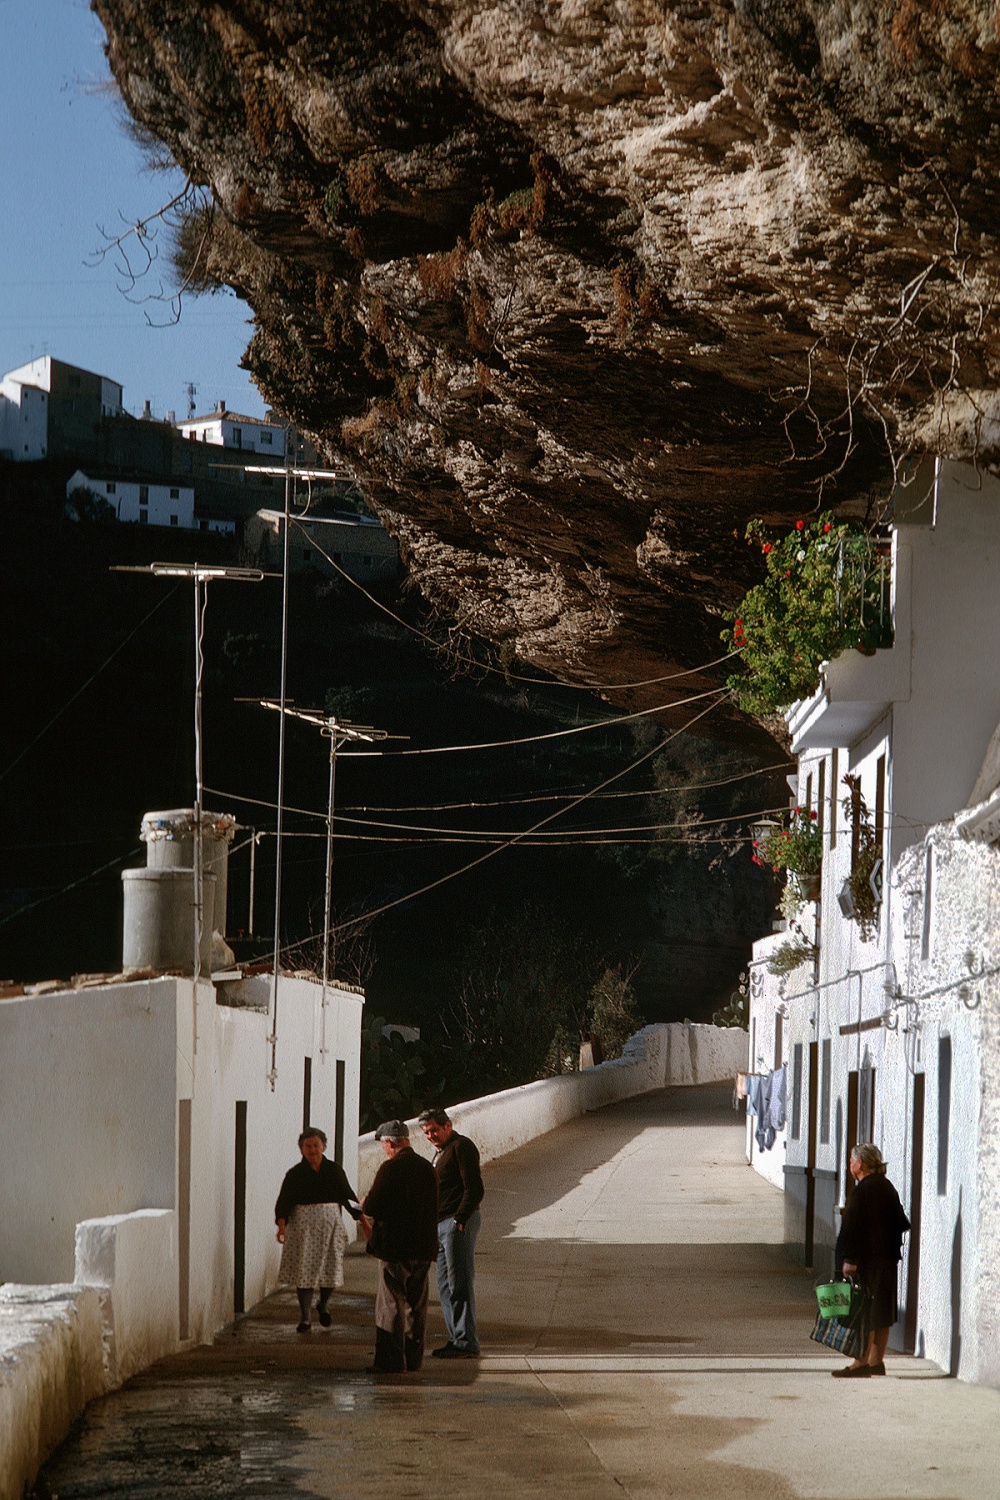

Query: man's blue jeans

[435,1210,480,1352]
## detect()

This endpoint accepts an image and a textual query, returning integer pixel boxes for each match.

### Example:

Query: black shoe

[831,1363,871,1378]
[430,1343,457,1358]
[432,1345,479,1359]
[317,1307,332,1328]
[296,1321,311,1334]
[869,1361,886,1376]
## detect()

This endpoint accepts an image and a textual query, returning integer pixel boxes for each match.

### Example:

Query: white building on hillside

[67,469,196,529]
[177,403,286,456]
[748,457,1000,1385]
[0,374,48,460]
[1,356,123,462]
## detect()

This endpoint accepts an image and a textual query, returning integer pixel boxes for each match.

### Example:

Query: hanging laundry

[744,1074,763,1118]
[755,1071,777,1151]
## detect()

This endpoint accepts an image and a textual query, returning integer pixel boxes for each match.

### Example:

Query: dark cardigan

[274,1157,360,1224]
[835,1171,910,1327]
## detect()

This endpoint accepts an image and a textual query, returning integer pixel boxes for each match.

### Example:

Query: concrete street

[32,1084,1000,1499]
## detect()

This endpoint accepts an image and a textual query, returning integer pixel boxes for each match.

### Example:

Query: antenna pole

[268,447,293,1089]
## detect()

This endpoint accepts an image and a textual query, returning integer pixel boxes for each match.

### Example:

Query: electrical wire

[302,684,727,758]
[0,846,144,932]
[336,762,796,813]
[275,692,727,961]
[0,584,182,786]
[293,516,743,693]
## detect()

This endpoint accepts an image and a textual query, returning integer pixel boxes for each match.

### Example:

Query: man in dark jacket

[418,1108,485,1357]
[362,1119,439,1373]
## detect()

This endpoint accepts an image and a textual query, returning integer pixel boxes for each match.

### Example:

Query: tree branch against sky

[0,0,263,419]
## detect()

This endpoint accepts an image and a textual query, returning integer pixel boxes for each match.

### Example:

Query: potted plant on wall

[723,512,889,713]
[753,808,824,904]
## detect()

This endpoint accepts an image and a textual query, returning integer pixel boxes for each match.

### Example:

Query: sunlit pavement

[33,1084,1000,1499]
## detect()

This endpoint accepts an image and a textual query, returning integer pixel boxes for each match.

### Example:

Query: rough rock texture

[94,1,1000,731]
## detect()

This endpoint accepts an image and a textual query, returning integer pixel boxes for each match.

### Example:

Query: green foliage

[445,905,598,1096]
[63,489,115,525]
[588,965,643,1058]
[841,774,881,942]
[767,936,819,976]
[713,973,749,1029]
[323,176,344,223]
[753,807,823,877]
[723,512,888,713]
[359,1013,443,1133]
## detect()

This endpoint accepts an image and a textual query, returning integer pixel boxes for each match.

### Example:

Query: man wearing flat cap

[361,1120,439,1373]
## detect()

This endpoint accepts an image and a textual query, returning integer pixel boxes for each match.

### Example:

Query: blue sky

[2,0,265,419]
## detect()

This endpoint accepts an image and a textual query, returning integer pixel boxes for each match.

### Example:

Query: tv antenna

[185,381,198,418]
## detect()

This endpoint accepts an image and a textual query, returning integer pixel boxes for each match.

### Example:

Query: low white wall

[357,1022,748,1197]
[75,1208,178,1385]
[0,1284,106,1500]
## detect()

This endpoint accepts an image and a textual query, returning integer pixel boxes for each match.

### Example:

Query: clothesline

[734,1065,787,1152]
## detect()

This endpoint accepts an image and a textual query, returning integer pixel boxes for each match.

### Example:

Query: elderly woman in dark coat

[832,1143,910,1377]
[275,1127,361,1332]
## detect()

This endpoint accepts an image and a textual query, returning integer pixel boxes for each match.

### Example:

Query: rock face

[94,1,1000,729]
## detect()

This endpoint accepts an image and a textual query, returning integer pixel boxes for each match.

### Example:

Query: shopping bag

[814,1279,853,1319]
[809,1279,870,1359]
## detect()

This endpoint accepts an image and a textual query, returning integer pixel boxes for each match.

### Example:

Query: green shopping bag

[814,1279,853,1319]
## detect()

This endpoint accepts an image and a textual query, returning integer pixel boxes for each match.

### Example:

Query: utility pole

[112,562,264,998]
[235,453,358,1088]
[254,703,399,1056]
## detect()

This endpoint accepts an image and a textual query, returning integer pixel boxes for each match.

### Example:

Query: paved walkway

[33,1085,1000,1499]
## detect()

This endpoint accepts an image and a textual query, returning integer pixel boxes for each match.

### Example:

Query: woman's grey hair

[299,1127,327,1147]
[851,1143,887,1174]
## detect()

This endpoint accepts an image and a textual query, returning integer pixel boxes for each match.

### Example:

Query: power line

[0,584,181,785]
[334,762,796,813]
[0,846,143,932]
[275,692,727,962]
[309,685,726,758]
[293,517,742,694]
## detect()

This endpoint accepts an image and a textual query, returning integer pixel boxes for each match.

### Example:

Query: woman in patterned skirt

[275,1127,362,1331]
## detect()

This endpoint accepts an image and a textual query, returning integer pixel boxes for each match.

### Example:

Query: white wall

[0,1284,106,1500]
[0,377,47,459]
[75,1209,178,1384]
[67,470,196,529]
[355,1022,748,1198]
[0,979,178,1283]
[177,973,364,1343]
[177,414,285,455]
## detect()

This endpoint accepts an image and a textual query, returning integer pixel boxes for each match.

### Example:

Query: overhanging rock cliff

[94,1,1000,730]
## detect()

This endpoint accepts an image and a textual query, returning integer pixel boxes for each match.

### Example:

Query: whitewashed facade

[0,376,48,460]
[177,404,286,456]
[748,457,1000,1384]
[67,469,196,529]
[0,971,363,1344]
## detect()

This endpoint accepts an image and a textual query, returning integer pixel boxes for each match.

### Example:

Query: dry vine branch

[88,177,215,327]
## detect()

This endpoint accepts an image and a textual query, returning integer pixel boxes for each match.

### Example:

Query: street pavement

[32,1084,1000,1499]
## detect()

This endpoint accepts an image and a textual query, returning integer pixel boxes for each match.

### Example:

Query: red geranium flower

[796,519,805,530]
[823,522,832,533]
[762,542,772,554]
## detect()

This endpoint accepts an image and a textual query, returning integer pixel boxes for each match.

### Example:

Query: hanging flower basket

[752,807,823,879]
[723,512,890,713]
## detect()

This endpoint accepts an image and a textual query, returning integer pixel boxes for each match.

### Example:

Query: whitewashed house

[1,356,123,462]
[177,403,287,456]
[748,457,1000,1384]
[0,374,48,460]
[67,469,196,529]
